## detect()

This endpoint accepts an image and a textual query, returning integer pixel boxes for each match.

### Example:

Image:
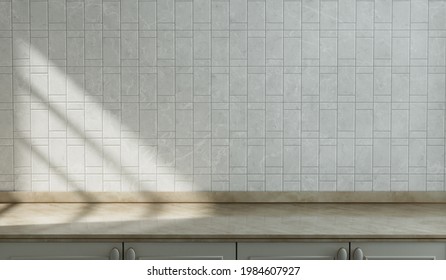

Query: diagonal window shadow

[15,45,156,192]
[18,43,197,194]
[12,38,199,199]
[0,202,244,235]
[13,135,96,222]
[8,16,207,197]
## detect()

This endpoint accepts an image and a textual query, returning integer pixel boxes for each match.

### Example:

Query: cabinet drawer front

[124,242,236,260]
[351,242,446,260]
[0,242,122,260]
[238,242,349,260]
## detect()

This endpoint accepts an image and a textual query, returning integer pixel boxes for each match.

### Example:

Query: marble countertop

[1,203,446,240]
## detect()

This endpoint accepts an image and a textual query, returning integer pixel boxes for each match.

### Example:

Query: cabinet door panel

[124,242,236,260]
[0,242,122,260]
[238,242,349,260]
[351,242,446,260]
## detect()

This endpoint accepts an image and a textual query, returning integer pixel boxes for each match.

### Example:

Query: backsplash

[0,0,445,192]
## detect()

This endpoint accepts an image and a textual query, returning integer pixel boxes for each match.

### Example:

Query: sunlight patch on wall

[13,44,175,192]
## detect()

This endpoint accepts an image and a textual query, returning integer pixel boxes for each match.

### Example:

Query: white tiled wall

[0,0,445,192]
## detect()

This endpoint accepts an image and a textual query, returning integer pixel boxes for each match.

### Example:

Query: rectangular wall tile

[3,0,446,193]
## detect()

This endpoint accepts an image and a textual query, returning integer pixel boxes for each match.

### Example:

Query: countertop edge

[2,235,446,241]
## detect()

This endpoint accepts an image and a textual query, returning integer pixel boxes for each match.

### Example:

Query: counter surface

[1,203,445,240]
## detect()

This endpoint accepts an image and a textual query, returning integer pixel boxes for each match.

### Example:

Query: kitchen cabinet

[1,241,446,260]
[0,242,122,260]
[351,242,446,260]
[237,242,350,260]
[124,242,236,260]
[239,242,446,260]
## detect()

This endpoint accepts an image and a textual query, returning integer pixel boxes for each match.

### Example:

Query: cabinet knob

[126,247,136,260]
[353,247,364,260]
[109,247,120,260]
[336,247,348,260]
